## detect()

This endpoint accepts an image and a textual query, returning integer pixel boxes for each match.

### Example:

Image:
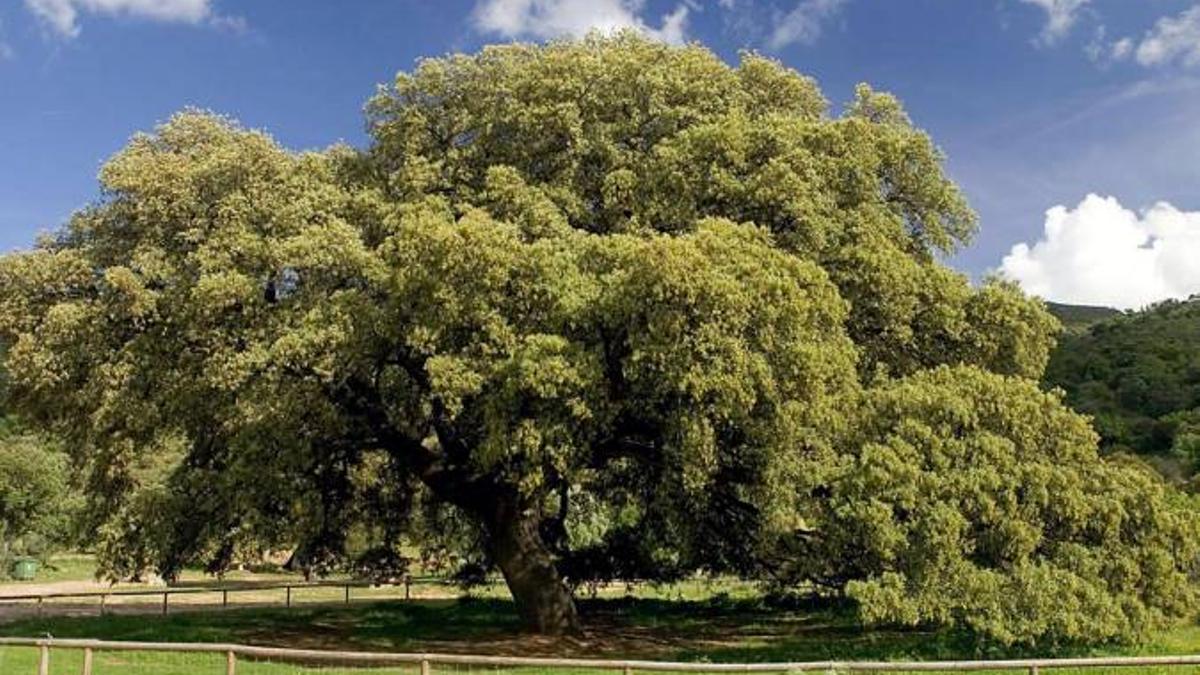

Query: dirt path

[0,579,154,599]
[0,579,166,622]
[0,577,456,623]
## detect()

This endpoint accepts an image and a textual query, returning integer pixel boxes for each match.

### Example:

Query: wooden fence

[3,638,1200,674]
[0,577,418,617]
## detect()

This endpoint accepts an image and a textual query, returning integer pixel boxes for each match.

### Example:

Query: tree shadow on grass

[0,596,1123,662]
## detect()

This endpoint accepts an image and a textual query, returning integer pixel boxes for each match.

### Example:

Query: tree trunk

[485,496,581,635]
[405,433,579,635]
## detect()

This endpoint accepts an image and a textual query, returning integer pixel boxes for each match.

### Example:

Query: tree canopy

[0,35,1194,643]
[803,367,1197,645]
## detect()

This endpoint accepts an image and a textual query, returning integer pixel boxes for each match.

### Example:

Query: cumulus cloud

[1130,4,1200,68]
[1000,194,1200,310]
[1018,0,1090,45]
[766,0,846,49]
[471,0,691,44]
[24,0,233,38]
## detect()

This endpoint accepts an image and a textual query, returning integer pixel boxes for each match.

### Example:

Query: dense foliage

[796,367,1198,645]
[0,35,1194,643]
[0,420,79,574]
[1045,297,1200,476]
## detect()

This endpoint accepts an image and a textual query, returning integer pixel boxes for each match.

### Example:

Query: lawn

[2,596,1200,673]
[2,553,343,589]
[4,556,1200,673]
[6,553,99,585]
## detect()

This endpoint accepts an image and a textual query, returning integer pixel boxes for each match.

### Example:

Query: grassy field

[3,598,1200,666]
[3,553,342,589]
[0,645,1195,675]
[19,554,98,584]
[3,556,1200,673]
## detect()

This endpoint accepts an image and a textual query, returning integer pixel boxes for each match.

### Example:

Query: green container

[10,557,38,581]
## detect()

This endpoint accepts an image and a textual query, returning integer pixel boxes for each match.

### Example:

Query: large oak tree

[1,35,1194,641]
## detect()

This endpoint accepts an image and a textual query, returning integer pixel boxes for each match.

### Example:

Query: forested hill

[1045,302,1122,333]
[1044,297,1200,475]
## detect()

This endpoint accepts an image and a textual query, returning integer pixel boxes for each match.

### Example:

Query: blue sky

[2,0,1199,308]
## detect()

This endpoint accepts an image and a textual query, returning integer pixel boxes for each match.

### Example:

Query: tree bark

[485,495,581,635]
[402,429,580,635]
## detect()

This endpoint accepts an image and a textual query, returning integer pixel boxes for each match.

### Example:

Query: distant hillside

[1044,297,1200,478]
[1045,301,1121,333]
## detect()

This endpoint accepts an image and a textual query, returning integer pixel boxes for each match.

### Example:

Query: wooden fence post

[222,589,228,608]
[161,592,168,616]
[405,575,411,600]
[37,596,43,618]
[82,647,94,675]
[344,584,350,604]
[286,585,291,608]
[99,594,106,617]
[37,644,49,675]
[1029,666,1039,675]
[420,657,431,675]
[226,649,237,675]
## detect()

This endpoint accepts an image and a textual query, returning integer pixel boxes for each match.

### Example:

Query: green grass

[5,644,1186,675]
[3,596,1200,661]
[4,554,98,585]
[0,644,622,675]
[5,558,1200,673]
[3,552,337,587]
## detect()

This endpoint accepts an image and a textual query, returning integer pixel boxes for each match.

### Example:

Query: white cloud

[1104,5,1200,69]
[1018,0,1090,46]
[24,0,222,38]
[1130,4,1200,68]
[767,0,846,49]
[471,0,691,44]
[1110,36,1133,60]
[999,194,1200,309]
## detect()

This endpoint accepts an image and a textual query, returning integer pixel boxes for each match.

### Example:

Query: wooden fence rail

[0,577,423,618]
[2,638,1200,674]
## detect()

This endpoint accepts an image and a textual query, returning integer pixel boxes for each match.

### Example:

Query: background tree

[0,36,1192,641]
[0,420,79,575]
[1044,297,1200,479]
